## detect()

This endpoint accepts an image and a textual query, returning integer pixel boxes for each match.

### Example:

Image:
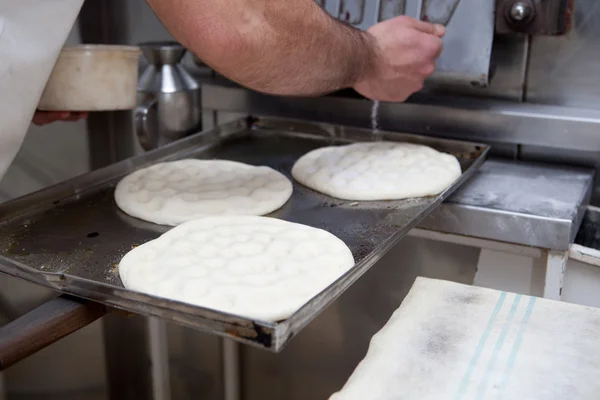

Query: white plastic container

[38,45,141,111]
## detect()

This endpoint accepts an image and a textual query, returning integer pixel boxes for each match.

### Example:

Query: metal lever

[420,0,461,26]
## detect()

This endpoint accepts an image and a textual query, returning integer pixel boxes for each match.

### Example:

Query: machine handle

[135,94,158,151]
[421,0,461,26]
[0,295,106,370]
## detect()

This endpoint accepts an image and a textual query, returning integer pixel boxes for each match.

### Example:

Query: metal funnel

[139,41,186,65]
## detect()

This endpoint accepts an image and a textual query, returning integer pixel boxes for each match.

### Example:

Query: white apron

[0,0,84,182]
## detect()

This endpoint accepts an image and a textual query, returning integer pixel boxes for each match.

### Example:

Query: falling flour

[370,100,380,132]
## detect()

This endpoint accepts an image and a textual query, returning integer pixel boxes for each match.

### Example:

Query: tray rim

[0,115,490,351]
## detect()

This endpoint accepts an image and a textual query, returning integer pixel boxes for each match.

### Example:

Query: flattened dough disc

[119,216,355,322]
[115,159,293,226]
[291,142,461,201]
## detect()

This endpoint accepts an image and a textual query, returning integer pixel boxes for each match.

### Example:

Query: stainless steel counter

[420,160,594,251]
[201,83,596,251]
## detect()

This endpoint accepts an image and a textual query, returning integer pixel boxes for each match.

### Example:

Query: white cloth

[0,0,84,181]
[331,277,600,399]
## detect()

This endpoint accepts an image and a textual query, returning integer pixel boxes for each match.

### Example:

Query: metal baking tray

[0,116,489,351]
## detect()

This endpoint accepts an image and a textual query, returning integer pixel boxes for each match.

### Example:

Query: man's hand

[32,111,88,126]
[354,16,445,102]
[147,0,443,102]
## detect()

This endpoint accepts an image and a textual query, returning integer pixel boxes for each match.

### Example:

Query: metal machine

[136,41,202,151]
[1,0,600,400]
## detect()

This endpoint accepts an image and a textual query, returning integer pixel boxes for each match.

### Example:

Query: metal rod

[223,339,241,400]
[148,318,172,400]
[103,314,155,400]
[0,295,106,370]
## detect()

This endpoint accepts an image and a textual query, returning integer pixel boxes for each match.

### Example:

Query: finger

[407,19,445,37]
[432,24,446,37]
[32,114,55,125]
[415,36,444,62]
[53,111,71,119]
[66,112,89,121]
[41,111,70,119]
[387,85,421,102]
[32,117,52,126]
[417,22,445,37]
[394,77,424,99]
[430,36,444,59]
[407,78,425,94]
[65,112,89,121]
[32,111,69,125]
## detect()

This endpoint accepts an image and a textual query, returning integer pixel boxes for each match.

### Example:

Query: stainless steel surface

[378,0,406,21]
[420,160,595,250]
[0,116,488,351]
[202,83,600,152]
[420,0,495,87]
[422,35,529,101]
[526,0,600,108]
[420,0,461,26]
[136,42,202,151]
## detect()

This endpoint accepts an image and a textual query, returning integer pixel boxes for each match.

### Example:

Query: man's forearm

[147,0,378,96]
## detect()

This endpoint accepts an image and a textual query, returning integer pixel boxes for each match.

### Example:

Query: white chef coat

[0,0,84,182]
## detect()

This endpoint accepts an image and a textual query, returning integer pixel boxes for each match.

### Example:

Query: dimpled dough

[119,216,355,321]
[291,142,462,201]
[114,159,293,225]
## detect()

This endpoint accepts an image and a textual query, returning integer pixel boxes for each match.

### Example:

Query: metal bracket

[495,0,574,35]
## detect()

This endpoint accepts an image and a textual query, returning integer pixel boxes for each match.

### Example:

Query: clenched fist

[354,16,445,102]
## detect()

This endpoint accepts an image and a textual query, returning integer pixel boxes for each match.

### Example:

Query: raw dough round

[119,216,355,322]
[114,159,293,225]
[291,142,462,201]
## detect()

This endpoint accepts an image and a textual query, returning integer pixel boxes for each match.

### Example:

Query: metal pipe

[148,318,172,400]
[0,296,106,371]
[223,339,241,400]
